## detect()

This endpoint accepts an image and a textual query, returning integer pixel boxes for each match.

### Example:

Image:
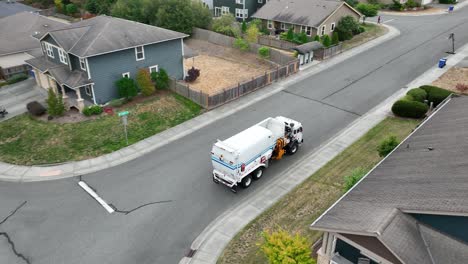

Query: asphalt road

[1,11,468,264]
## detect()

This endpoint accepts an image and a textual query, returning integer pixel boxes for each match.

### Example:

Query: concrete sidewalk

[180,43,468,264]
[0,24,399,182]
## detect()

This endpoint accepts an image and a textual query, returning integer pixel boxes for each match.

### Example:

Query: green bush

[233,38,249,52]
[406,88,427,103]
[321,34,331,47]
[212,14,239,37]
[150,68,170,90]
[116,77,138,99]
[331,31,339,45]
[390,0,403,10]
[345,0,358,7]
[136,68,155,96]
[313,35,320,42]
[356,3,379,18]
[241,21,247,33]
[343,167,367,191]
[401,94,414,101]
[439,0,456,3]
[7,73,28,84]
[377,135,399,157]
[65,3,77,14]
[420,85,452,106]
[82,105,103,116]
[404,0,420,8]
[286,27,294,41]
[258,46,270,59]
[391,99,429,118]
[46,88,65,117]
[335,16,360,41]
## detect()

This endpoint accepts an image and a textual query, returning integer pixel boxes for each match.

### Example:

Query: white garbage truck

[211,116,303,192]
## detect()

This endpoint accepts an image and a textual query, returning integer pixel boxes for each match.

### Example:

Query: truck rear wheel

[287,142,299,155]
[252,168,263,180]
[241,175,252,188]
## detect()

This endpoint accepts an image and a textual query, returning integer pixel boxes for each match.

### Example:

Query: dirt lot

[184,39,273,95]
[431,66,468,94]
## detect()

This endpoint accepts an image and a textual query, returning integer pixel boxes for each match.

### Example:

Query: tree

[111,0,149,23]
[136,69,155,96]
[65,3,77,15]
[343,167,367,191]
[85,0,99,14]
[151,68,170,90]
[297,32,308,44]
[313,35,320,42]
[321,34,331,47]
[286,27,294,41]
[233,38,249,51]
[245,24,259,43]
[345,0,358,7]
[335,16,360,41]
[331,31,340,45]
[192,0,212,29]
[377,135,400,157]
[54,0,64,13]
[212,14,239,37]
[356,3,379,24]
[116,77,138,99]
[260,228,316,264]
[241,21,247,33]
[46,89,65,116]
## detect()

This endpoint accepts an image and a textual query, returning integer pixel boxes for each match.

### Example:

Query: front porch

[60,85,94,112]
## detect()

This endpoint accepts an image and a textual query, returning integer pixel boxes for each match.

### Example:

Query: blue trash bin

[438,58,447,68]
[448,6,454,12]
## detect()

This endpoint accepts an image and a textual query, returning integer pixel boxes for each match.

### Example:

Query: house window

[135,46,145,61]
[321,25,326,36]
[122,72,130,78]
[235,8,248,18]
[58,49,68,64]
[149,65,159,73]
[214,7,222,17]
[281,23,287,30]
[267,20,273,29]
[221,6,229,15]
[79,58,86,71]
[301,26,311,36]
[258,0,263,3]
[45,43,54,58]
[331,23,335,31]
[85,85,92,96]
[235,0,244,4]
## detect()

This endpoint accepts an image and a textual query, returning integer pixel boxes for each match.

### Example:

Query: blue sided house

[27,15,187,111]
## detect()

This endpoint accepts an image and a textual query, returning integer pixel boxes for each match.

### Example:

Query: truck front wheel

[287,141,299,155]
[241,175,252,188]
[252,168,263,180]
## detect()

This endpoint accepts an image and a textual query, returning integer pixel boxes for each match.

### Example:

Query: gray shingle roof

[292,41,323,54]
[0,12,66,56]
[0,1,38,18]
[311,96,468,263]
[252,0,347,27]
[44,15,188,57]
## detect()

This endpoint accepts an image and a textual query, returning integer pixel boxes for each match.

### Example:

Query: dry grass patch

[218,117,420,264]
[431,67,468,94]
[342,24,388,51]
[184,55,270,95]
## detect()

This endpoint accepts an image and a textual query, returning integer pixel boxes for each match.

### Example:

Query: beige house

[252,0,361,38]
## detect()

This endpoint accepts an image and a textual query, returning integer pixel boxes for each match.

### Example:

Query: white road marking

[383,19,395,24]
[78,181,115,214]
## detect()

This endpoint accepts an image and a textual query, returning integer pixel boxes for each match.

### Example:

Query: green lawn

[342,23,388,51]
[0,93,201,165]
[217,117,420,264]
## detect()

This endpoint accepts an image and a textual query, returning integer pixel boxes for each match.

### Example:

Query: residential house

[201,0,214,9]
[0,12,66,80]
[252,0,361,38]
[213,0,267,20]
[26,15,187,112]
[311,96,468,264]
[0,0,38,18]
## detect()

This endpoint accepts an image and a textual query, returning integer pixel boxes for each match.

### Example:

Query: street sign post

[118,111,129,145]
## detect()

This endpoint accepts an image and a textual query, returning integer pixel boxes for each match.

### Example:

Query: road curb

[0,24,400,182]
[180,43,468,264]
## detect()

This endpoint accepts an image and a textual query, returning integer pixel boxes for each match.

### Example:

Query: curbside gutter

[179,41,468,264]
[0,24,400,183]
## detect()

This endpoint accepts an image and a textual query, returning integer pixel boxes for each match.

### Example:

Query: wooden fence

[170,60,300,109]
[257,35,298,50]
[314,43,343,60]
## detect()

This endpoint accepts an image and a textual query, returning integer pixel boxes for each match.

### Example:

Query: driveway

[0,78,47,122]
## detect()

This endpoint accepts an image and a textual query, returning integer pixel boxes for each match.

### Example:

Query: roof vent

[428,147,434,151]
[44,24,49,27]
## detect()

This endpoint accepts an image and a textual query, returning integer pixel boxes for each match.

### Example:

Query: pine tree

[332,31,340,45]
[46,88,65,116]
[322,34,331,47]
[313,35,320,42]
[136,69,155,96]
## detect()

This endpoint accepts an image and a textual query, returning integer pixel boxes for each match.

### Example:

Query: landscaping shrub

[313,35,320,42]
[185,67,200,82]
[286,27,294,41]
[404,0,420,8]
[343,167,368,191]
[321,34,331,47]
[116,77,138,99]
[358,26,365,34]
[345,0,358,7]
[241,21,247,33]
[65,3,77,14]
[150,68,170,90]
[401,94,414,101]
[136,69,155,96]
[456,83,468,93]
[258,46,270,59]
[332,31,340,45]
[233,38,249,51]
[335,16,360,41]
[391,99,429,118]
[420,85,452,106]
[245,24,259,43]
[82,105,103,116]
[26,101,46,116]
[7,73,28,84]
[439,0,456,4]
[46,89,65,116]
[260,228,316,264]
[297,32,308,44]
[54,0,64,13]
[406,88,427,103]
[212,14,239,37]
[356,3,379,23]
[390,0,403,10]
[377,135,399,157]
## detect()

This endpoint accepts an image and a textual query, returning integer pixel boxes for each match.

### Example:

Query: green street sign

[118,111,129,117]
